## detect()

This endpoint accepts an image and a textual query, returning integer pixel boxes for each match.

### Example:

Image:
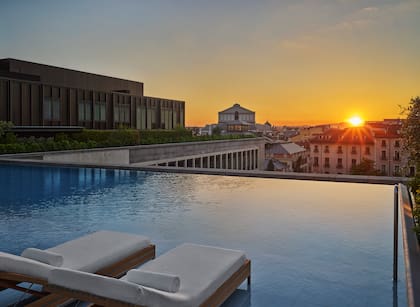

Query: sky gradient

[1,0,419,126]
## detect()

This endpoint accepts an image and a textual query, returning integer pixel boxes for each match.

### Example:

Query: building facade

[265,142,308,172]
[309,121,410,176]
[0,58,185,130]
[218,103,255,133]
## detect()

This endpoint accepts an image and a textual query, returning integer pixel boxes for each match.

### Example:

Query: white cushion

[49,268,145,305]
[0,252,53,280]
[47,230,151,272]
[127,269,180,293]
[137,243,247,306]
[1,231,151,281]
[21,248,63,267]
[48,243,246,307]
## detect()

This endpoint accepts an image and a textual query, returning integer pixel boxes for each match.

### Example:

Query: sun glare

[348,116,364,127]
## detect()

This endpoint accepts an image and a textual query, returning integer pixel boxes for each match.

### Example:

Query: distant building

[199,124,218,136]
[0,58,185,130]
[265,142,308,172]
[218,103,255,133]
[308,120,412,176]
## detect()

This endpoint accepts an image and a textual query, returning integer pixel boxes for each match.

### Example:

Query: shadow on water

[393,282,398,307]
[222,288,251,307]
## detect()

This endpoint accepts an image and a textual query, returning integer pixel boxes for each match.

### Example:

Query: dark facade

[0,58,185,130]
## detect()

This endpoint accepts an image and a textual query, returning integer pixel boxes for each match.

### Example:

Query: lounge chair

[0,230,155,305]
[46,243,251,307]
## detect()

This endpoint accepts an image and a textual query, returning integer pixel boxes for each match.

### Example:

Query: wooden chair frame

[0,244,155,306]
[42,259,250,307]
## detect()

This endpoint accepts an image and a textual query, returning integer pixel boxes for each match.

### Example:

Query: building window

[43,97,60,121]
[114,104,130,123]
[337,146,343,154]
[394,165,400,176]
[381,140,386,147]
[351,159,357,167]
[365,147,370,155]
[94,101,106,121]
[136,105,146,130]
[381,165,386,175]
[324,157,330,168]
[78,100,92,121]
[313,145,319,153]
[313,157,319,167]
[394,151,400,161]
[324,146,329,153]
[337,158,343,169]
[381,150,387,160]
[351,146,357,154]
[395,140,400,147]
[234,111,239,120]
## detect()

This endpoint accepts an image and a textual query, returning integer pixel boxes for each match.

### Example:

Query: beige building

[309,120,408,176]
[218,103,255,133]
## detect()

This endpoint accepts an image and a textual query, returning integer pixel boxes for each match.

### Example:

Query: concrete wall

[43,149,129,165]
[128,138,266,168]
[40,138,266,169]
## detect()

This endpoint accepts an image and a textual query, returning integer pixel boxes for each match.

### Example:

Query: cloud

[279,1,419,52]
[361,7,379,13]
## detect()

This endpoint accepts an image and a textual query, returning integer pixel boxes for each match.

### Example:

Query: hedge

[0,128,255,154]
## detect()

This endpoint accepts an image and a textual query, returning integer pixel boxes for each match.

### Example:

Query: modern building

[0,58,185,130]
[309,120,410,176]
[218,103,255,133]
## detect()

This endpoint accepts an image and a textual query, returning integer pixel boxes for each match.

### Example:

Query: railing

[393,184,398,282]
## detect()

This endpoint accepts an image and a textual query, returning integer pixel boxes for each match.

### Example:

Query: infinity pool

[0,164,406,306]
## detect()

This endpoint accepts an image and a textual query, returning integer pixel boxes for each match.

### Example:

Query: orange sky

[1,1,419,126]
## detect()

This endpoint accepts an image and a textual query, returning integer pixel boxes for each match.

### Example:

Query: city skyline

[1,0,419,126]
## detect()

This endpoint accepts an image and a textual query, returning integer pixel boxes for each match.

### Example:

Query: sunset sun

[348,116,364,127]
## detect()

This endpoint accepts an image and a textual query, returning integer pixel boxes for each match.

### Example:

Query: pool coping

[0,156,409,185]
[399,184,420,307]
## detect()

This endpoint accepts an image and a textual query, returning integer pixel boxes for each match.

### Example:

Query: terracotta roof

[310,127,375,145]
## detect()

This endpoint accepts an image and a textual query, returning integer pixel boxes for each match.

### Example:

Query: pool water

[0,164,407,306]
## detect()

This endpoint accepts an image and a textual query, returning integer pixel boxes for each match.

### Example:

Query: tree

[350,158,381,176]
[0,121,13,139]
[401,97,420,236]
[212,126,222,136]
[266,159,275,171]
[402,97,420,174]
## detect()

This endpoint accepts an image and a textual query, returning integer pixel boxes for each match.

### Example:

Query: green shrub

[71,129,140,147]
